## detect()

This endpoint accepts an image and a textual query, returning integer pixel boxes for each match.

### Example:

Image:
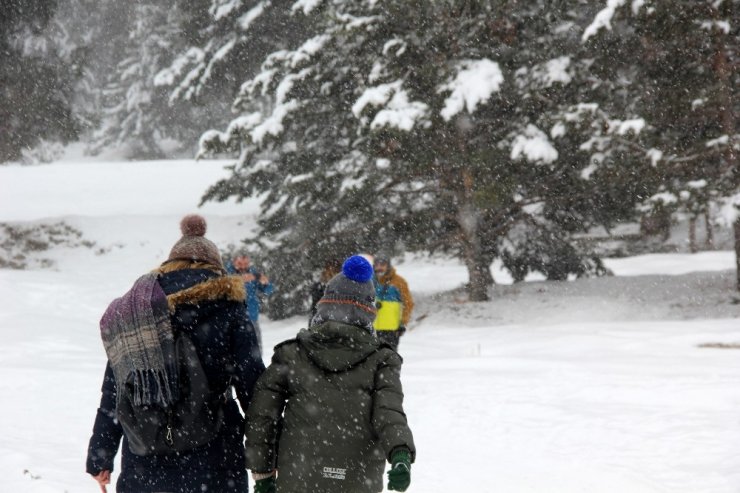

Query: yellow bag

[374,300,402,331]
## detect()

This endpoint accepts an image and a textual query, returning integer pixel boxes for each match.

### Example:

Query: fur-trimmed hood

[166,275,245,312]
[155,263,246,312]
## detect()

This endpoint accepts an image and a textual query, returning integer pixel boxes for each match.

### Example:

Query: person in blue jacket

[226,251,274,351]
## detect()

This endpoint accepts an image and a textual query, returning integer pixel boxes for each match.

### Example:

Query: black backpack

[115,331,226,456]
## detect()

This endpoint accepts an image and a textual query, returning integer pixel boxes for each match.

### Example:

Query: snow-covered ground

[1,160,739,492]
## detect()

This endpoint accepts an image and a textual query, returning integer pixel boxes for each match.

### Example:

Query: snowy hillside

[1,160,739,492]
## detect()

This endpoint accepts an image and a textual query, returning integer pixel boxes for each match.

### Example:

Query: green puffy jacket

[245,321,415,493]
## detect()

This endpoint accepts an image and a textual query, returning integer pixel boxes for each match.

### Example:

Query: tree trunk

[711,8,738,288]
[735,218,740,291]
[476,252,495,286]
[704,211,714,249]
[458,168,489,302]
[688,216,698,253]
[463,247,490,301]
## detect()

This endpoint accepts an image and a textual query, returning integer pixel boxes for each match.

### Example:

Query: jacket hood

[156,267,245,311]
[297,321,379,372]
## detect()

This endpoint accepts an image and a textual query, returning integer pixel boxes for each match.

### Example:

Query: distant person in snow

[86,215,265,493]
[373,253,414,351]
[246,255,416,493]
[307,258,342,327]
[226,250,274,351]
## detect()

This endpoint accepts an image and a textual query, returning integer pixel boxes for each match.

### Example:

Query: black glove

[398,325,407,335]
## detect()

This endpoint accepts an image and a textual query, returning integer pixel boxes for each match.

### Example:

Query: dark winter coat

[245,321,415,493]
[86,266,266,493]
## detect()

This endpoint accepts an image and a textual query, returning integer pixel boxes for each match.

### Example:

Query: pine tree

[0,0,80,162]
[89,2,180,158]
[54,0,142,139]
[197,0,645,316]
[159,0,312,105]
[583,0,738,286]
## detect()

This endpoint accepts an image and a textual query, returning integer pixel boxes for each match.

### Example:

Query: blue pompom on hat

[342,255,374,283]
[312,255,377,331]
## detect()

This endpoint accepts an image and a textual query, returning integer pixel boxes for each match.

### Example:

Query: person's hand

[241,273,256,283]
[253,475,276,493]
[258,273,269,285]
[387,449,411,491]
[92,470,111,493]
[398,325,407,335]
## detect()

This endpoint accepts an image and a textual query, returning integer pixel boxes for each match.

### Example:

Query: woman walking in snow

[245,255,415,493]
[86,215,265,493]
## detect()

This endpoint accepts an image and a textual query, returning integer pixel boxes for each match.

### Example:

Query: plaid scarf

[100,272,179,407]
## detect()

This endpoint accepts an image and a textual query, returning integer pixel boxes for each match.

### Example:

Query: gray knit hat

[167,215,224,269]
[312,255,377,331]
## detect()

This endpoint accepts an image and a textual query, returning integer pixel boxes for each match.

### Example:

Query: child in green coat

[246,255,415,493]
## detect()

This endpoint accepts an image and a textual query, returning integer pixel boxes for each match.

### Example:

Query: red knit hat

[167,215,224,269]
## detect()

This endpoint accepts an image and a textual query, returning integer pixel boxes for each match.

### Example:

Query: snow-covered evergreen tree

[582,0,738,286]
[158,0,311,105]
[197,0,645,315]
[54,0,139,139]
[0,0,81,162]
[90,2,180,158]
[47,0,233,159]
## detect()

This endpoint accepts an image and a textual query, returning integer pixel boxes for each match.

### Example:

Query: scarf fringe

[132,368,180,407]
[101,272,180,409]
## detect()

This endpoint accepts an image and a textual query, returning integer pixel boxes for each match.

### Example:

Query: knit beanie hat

[167,215,224,269]
[374,252,392,267]
[312,255,377,331]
